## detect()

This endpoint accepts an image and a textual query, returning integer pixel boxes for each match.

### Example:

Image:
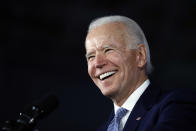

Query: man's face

[85,22,141,99]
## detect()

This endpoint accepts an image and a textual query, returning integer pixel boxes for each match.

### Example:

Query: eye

[87,55,95,61]
[104,48,113,53]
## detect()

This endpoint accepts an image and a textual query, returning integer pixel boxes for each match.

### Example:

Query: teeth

[99,71,116,80]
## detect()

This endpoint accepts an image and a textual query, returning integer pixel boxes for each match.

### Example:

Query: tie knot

[115,107,128,120]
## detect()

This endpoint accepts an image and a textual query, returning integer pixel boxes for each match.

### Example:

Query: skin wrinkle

[85,22,147,106]
[85,35,127,60]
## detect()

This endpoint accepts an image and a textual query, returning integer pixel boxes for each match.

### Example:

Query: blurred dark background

[1,0,196,130]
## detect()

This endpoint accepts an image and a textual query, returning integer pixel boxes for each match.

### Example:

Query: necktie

[107,107,128,131]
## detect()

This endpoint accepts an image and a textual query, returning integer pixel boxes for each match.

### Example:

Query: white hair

[87,15,153,74]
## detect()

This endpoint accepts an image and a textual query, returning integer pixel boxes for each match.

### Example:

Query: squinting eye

[88,56,95,61]
[105,48,112,53]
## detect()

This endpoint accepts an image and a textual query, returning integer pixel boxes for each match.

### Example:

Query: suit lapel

[123,84,161,131]
[98,110,114,131]
[123,101,147,131]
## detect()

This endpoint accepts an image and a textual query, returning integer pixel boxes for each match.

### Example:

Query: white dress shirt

[113,79,150,131]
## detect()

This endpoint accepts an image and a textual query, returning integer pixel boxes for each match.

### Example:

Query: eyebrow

[103,44,113,48]
[85,44,115,58]
[103,43,118,49]
[85,51,94,58]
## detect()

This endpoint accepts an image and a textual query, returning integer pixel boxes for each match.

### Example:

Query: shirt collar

[114,79,150,114]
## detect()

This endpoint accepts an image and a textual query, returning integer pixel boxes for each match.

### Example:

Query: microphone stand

[1,105,41,131]
[1,95,58,131]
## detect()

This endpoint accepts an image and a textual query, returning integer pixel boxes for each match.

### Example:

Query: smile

[99,71,117,80]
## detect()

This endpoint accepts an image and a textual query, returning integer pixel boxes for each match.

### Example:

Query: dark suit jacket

[97,84,196,131]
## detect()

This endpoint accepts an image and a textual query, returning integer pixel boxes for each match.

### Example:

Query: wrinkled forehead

[85,22,128,50]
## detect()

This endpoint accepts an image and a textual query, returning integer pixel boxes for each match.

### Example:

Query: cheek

[87,65,91,76]
[88,63,94,77]
[125,57,138,77]
[107,52,123,65]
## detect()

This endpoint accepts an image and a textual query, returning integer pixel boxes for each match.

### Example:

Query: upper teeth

[99,71,116,80]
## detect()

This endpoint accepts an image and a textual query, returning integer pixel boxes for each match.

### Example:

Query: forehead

[85,22,128,50]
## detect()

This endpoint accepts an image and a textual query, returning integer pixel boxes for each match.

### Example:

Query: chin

[100,88,116,98]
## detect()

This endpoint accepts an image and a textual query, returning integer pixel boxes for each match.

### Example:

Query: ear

[136,44,147,68]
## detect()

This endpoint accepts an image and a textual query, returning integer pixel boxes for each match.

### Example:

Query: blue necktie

[107,107,128,131]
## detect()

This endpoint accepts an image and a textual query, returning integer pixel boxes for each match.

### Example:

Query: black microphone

[2,95,59,131]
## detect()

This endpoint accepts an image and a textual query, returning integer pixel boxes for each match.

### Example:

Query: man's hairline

[86,21,139,50]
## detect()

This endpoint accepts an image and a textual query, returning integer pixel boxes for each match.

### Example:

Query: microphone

[1,95,59,131]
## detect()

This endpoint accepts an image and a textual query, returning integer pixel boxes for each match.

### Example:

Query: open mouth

[99,71,117,80]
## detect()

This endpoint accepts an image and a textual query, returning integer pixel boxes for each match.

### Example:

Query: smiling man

[85,16,196,131]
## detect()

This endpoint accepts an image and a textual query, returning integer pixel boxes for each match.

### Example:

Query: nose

[95,53,106,68]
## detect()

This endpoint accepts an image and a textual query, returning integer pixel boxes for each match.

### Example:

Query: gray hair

[87,15,153,74]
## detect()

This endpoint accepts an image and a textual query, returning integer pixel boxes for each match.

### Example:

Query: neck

[113,74,148,107]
